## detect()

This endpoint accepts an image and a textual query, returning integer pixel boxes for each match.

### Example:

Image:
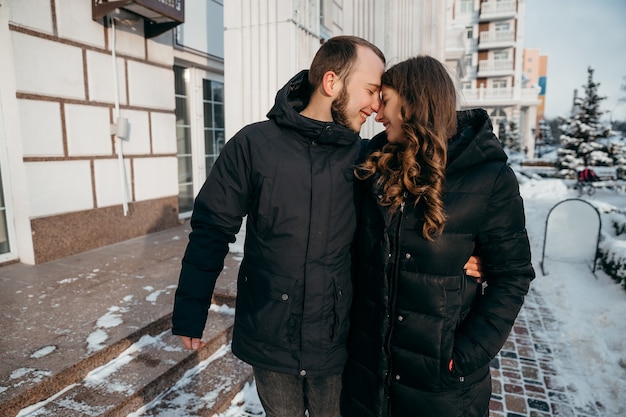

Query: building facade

[523,48,548,128]
[1,0,530,265]
[445,0,541,157]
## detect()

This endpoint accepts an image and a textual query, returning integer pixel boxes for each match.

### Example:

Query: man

[172,36,387,417]
[172,36,481,416]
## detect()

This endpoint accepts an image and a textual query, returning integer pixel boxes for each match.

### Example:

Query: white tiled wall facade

[12,33,86,99]
[65,104,113,156]
[9,1,178,213]
[133,157,178,201]
[127,61,175,110]
[2,0,180,262]
[8,0,54,34]
[94,158,132,208]
[18,100,64,157]
[86,51,128,105]
[25,161,94,218]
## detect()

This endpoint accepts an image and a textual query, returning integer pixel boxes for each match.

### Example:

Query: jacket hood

[446,108,508,174]
[266,70,361,146]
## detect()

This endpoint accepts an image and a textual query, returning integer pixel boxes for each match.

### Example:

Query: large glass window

[202,79,225,176]
[175,66,194,214]
[175,66,225,217]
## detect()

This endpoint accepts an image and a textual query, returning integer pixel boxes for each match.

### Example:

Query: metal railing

[478,59,514,75]
[479,30,515,47]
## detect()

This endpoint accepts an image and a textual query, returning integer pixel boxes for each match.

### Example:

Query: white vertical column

[224,0,324,139]
[0,1,35,264]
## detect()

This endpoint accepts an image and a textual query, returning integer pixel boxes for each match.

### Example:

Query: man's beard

[331,87,356,132]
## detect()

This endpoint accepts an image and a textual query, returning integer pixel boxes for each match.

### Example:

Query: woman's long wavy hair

[356,56,457,241]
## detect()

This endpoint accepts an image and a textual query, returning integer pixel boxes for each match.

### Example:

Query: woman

[341,56,535,417]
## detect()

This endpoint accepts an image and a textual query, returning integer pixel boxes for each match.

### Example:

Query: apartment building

[0,0,448,265]
[445,0,541,157]
[523,48,548,128]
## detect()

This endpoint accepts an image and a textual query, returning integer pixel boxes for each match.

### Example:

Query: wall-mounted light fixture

[92,0,184,38]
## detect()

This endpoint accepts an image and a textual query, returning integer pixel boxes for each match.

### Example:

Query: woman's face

[375,86,405,143]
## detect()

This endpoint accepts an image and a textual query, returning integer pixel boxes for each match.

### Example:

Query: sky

[524,0,626,122]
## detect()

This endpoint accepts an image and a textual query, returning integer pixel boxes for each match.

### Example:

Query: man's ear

[321,71,341,97]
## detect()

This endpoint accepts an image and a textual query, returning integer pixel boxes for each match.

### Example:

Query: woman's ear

[321,71,342,97]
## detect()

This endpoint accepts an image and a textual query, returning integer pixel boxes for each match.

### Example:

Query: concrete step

[0,222,245,417]
[132,342,253,417]
[13,309,250,417]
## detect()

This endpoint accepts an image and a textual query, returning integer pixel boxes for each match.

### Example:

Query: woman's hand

[464,255,483,282]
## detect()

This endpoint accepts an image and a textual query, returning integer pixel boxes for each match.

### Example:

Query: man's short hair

[308,36,385,89]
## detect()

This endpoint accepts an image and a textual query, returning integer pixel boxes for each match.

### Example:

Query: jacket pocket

[251,176,275,238]
[236,266,299,348]
[330,274,353,344]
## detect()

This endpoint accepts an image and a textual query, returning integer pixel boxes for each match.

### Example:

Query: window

[202,79,225,177]
[175,66,226,217]
[492,79,507,89]
[493,51,509,61]
[466,26,474,39]
[494,22,510,32]
[175,66,194,214]
[459,0,474,14]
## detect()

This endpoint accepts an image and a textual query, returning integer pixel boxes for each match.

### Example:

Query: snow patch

[96,306,124,328]
[210,304,236,316]
[15,384,77,417]
[126,343,231,417]
[30,346,56,359]
[87,328,108,352]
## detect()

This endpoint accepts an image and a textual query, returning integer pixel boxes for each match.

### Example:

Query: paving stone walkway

[490,287,603,417]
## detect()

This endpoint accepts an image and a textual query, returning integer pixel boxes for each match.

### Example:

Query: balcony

[462,87,513,103]
[460,86,541,107]
[478,30,515,49]
[479,0,516,21]
[478,59,514,77]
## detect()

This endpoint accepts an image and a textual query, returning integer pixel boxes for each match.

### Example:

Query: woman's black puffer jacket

[342,109,535,417]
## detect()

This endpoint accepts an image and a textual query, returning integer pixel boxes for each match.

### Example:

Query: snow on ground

[517,175,626,415]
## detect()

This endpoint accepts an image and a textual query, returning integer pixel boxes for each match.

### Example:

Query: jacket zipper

[384,199,405,393]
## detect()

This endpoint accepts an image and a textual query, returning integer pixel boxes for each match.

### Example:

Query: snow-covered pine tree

[556,66,613,177]
[498,118,521,153]
[538,119,554,144]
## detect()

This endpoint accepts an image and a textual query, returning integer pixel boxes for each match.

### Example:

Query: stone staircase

[0,222,253,417]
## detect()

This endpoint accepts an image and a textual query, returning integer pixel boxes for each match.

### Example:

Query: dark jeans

[253,367,342,417]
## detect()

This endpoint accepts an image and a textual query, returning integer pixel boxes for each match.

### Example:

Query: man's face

[332,46,385,132]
